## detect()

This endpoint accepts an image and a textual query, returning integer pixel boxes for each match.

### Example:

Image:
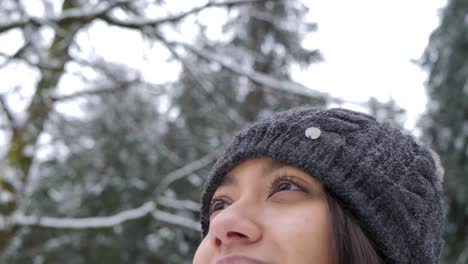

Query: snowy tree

[420,0,468,262]
[0,0,328,262]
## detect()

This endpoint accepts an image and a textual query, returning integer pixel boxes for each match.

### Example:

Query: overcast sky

[296,0,447,131]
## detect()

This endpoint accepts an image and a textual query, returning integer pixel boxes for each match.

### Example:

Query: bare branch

[0,94,16,128]
[156,37,215,93]
[50,86,130,102]
[101,0,267,29]
[0,18,33,34]
[156,35,245,125]
[0,43,63,71]
[50,79,168,102]
[176,41,362,108]
[158,197,200,212]
[0,0,266,34]
[2,56,62,71]
[179,42,330,100]
[0,0,131,34]
[153,149,221,198]
[58,0,132,23]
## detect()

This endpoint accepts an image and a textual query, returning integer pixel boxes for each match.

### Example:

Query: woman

[193,107,446,264]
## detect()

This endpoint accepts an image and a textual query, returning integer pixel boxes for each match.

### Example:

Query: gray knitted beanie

[199,106,446,264]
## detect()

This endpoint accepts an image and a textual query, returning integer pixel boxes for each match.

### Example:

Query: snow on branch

[50,81,168,102]
[0,19,31,34]
[0,0,267,34]
[152,211,200,232]
[158,197,200,212]
[11,197,199,231]
[0,1,131,34]
[152,149,221,197]
[8,150,218,231]
[0,94,16,128]
[12,201,156,229]
[12,201,200,231]
[50,86,130,102]
[179,43,330,100]
[101,0,269,29]
[156,35,245,125]
[59,0,132,22]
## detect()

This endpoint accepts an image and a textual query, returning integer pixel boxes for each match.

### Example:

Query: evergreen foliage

[420,0,468,262]
[0,1,326,262]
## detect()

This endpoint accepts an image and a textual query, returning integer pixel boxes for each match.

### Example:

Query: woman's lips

[216,255,267,264]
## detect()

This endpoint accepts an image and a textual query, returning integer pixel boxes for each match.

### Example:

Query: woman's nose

[209,202,262,248]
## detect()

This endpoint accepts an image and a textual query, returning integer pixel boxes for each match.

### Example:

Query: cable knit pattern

[199,106,446,264]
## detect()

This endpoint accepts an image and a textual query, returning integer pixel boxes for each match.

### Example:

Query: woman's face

[193,157,331,264]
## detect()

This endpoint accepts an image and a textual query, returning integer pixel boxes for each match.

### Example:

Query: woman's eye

[209,198,229,216]
[270,176,306,197]
[277,181,301,192]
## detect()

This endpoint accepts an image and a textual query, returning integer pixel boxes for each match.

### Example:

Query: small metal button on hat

[305,127,321,139]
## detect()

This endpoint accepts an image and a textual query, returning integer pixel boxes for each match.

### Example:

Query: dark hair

[326,192,385,264]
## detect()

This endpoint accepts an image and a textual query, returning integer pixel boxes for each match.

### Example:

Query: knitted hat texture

[199,106,446,264]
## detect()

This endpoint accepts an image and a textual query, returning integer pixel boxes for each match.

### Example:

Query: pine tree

[0,0,326,262]
[420,0,468,262]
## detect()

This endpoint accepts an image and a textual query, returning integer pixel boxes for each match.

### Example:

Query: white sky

[296,0,447,131]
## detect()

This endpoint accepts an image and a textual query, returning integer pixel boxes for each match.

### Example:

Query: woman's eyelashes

[268,174,308,198]
[208,174,308,216]
[209,196,230,216]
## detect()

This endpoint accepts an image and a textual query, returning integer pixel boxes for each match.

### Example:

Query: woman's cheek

[266,199,331,263]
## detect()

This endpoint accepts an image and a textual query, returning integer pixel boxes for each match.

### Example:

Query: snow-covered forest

[0,0,466,263]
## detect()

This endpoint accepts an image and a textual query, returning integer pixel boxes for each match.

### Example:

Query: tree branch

[158,197,200,212]
[152,210,200,231]
[11,201,155,229]
[0,42,65,71]
[152,149,221,198]
[12,202,200,231]
[0,0,266,34]
[8,150,218,231]
[50,86,130,102]
[0,94,16,128]
[247,9,297,33]
[100,0,268,29]
[178,42,331,100]
[156,35,245,125]
[0,19,32,34]
[0,0,131,34]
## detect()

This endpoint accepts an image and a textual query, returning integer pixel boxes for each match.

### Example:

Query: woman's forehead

[230,157,287,173]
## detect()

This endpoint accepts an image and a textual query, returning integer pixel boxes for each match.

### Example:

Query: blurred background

[0,0,465,263]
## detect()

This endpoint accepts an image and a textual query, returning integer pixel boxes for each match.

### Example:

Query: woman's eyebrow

[218,174,236,188]
[219,160,288,188]
[260,160,288,177]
